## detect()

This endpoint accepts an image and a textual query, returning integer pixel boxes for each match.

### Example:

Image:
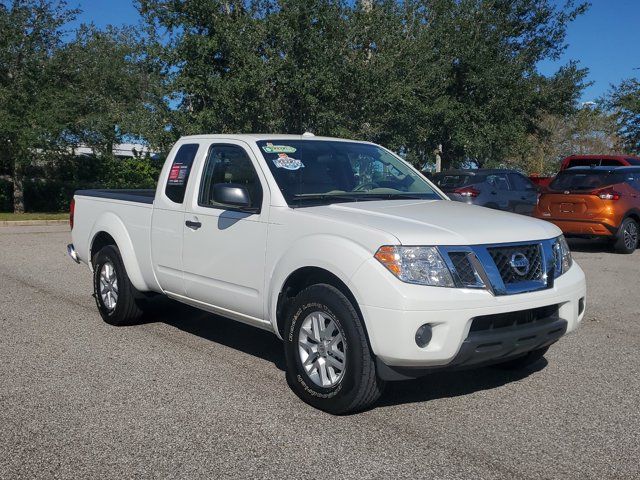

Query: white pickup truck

[68,134,586,414]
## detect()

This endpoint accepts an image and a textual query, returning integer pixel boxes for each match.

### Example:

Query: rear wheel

[283,284,385,414]
[613,217,639,254]
[92,245,146,326]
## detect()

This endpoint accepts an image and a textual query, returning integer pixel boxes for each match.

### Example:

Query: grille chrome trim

[439,239,558,296]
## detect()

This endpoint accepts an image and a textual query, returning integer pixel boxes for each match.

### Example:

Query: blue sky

[72,0,639,102]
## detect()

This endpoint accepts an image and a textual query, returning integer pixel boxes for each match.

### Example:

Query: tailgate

[541,192,605,217]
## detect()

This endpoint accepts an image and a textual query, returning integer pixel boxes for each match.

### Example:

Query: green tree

[0,1,166,212]
[509,108,622,175]
[139,0,280,136]
[0,0,78,213]
[140,0,588,169]
[604,77,640,154]
[54,24,168,155]
[403,0,588,168]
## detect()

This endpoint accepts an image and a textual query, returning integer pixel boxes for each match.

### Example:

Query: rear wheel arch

[88,219,149,292]
[624,209,640,225]
[90,231,117,266]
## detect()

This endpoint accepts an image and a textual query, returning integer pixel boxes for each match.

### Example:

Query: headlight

[554,235,572,277]
[374,246,455,287]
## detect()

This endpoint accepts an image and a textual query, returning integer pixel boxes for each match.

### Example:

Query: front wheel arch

[275,267,368,343]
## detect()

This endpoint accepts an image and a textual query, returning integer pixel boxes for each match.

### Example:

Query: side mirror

[213,183,253,209]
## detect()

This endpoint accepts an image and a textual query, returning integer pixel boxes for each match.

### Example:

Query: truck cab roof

[177,133,372,144]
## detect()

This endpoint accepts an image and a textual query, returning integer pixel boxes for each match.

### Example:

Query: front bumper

[350,257,586,372]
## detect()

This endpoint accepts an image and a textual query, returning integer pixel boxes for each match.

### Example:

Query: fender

[88,212,151,292]
[266,234,374,338]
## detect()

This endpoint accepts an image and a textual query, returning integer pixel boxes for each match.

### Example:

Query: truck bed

[75,189,155,204]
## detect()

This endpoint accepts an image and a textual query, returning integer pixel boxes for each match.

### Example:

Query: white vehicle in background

[68,134,586,414]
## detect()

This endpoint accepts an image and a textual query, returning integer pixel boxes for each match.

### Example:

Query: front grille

[448,252,478,285]
[488,243,543,284]
[469,304,559,332]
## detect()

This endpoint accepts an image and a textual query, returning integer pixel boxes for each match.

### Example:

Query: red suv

[530,155,640,188]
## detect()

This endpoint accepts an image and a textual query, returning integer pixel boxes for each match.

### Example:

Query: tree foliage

[0,0,78,212]
[1,0,596,212]
[508,108,622,175]
[604,77,640,155]
[140,0,589,168]
[0,0,165,212]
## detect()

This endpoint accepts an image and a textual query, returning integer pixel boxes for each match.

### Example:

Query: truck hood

[306,199,562,245]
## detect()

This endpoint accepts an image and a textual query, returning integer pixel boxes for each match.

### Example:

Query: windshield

[549,170,624,191]
[257,140,441,206]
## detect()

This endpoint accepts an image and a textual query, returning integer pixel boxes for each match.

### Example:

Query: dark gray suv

[431,169,539,215]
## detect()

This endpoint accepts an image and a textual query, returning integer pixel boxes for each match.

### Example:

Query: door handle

[185,220,202,230]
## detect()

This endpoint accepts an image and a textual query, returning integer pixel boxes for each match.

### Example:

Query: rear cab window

[566,158,628,168]
[601,159,625,167]
[165,144,200,203]
[566,158,601,168]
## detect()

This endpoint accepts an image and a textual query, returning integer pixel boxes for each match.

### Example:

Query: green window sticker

[262,143,297,154]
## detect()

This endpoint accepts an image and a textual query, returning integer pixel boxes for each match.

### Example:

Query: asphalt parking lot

[1,225,638,479]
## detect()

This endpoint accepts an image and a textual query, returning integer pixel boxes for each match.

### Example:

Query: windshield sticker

[262,143,297,154]
[273,153,304,170]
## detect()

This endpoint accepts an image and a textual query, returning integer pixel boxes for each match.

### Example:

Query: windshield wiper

[349,193,433,200]
[289,192,436,207]
[289,194,362,207]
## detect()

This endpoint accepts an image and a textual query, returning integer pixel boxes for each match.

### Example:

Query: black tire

[92,245,146,326]
[492,346,549,370]
[613,217,639,254]
[283,284,385,415]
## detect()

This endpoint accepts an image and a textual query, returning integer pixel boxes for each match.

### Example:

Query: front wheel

[92,245,146,326]
[613,217,639,254]
[283,284,385,414]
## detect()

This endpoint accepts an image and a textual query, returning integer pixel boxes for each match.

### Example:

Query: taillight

[591,187,621,201]
[69,198,75,230]
[453,187,480,198]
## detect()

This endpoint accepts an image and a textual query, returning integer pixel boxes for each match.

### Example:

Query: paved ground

[0,225,638,479]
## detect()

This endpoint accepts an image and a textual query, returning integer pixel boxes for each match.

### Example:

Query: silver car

[431,169,539,215]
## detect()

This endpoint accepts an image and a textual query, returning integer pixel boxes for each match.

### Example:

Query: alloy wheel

[624,221,638,250]
[99,261,119,310]
[298,311,346,388]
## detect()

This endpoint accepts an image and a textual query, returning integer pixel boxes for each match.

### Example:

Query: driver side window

[198,144,263,209]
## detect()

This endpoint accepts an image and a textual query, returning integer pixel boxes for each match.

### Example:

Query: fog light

[578,297,585,315]
[415,324,432,348]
